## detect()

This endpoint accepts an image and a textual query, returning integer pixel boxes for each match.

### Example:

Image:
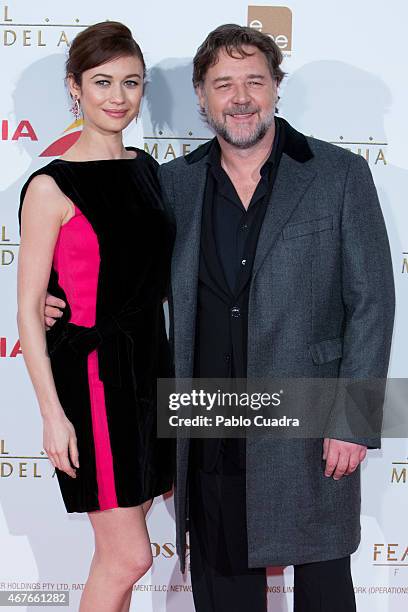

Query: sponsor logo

[143,133,388,165]
[150,539,190,560]
[332,136,387,165]
[38,118,83,157]
[151,542,176,559]
[0,5,88,48]
[0,337,21,357]
[391,460,408,483]
[0,438,52,479]
[248,6,293,53]
[143,137,206,162]
[373,543,408,567]
[1,119,38,141]
[0,225,19,267]
[2,116,83,157]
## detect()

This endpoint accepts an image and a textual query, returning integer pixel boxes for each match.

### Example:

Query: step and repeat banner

[1,1,407,610]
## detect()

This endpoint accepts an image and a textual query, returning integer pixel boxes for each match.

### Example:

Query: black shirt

[194,118,284,379]
[192,119,285,470]
[208,119,281,295]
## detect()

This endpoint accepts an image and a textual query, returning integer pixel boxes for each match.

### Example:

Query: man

[45,24,394,612]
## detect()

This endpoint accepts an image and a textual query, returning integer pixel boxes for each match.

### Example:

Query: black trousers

[189,440,357,612]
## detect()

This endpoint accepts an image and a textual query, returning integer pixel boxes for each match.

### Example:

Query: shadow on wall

[142,58,212,139]
[279,59,391,140]
[12,53,72,159]
[2,53,73,239]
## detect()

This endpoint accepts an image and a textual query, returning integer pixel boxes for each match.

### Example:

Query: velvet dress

[19,147,175,513]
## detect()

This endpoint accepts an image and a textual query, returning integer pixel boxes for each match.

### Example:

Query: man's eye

[248,81,262,86]
[217,84,229,89]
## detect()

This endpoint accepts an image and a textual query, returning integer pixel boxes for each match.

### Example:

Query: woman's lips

[103,109,127,118]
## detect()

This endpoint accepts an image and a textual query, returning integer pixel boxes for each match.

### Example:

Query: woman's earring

[70,96,81,120]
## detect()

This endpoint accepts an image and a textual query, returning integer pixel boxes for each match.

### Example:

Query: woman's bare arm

[17,175,78,477]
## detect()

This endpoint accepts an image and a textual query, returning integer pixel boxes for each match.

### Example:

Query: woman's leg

[119,590,133,612]
[79,504,153,612]
[142,499,153,516]
[117,500,154,612]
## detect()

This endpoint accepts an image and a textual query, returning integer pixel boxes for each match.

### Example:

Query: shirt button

[241,259,247,266]
[241,224,248,231]
[231,306,241,318]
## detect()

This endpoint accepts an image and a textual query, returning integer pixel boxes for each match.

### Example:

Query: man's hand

[323,438,367,480]
[44,293,66,329]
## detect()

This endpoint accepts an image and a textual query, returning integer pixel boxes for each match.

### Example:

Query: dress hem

[64,481,174,514]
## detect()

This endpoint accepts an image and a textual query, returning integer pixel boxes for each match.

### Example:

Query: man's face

[197,45,278,149]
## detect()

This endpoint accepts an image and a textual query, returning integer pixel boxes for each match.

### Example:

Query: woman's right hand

[44,292,66,329]
[43,412,79,478]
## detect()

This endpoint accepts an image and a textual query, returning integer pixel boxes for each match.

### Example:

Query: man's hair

[192,24,286,88]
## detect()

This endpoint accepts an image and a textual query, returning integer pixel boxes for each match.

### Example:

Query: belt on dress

[47,302,157,388]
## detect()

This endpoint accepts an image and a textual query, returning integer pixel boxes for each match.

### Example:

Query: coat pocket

[282,215,333,240]
[309,337,343,364]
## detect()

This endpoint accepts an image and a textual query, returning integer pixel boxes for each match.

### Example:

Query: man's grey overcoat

[158,118,395,571]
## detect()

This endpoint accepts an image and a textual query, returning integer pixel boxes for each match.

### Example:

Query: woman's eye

[94,79,140,88]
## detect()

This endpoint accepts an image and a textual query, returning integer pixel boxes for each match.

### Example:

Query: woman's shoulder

[130,147,162,187]
[18,165,70,227]
[25,170,59,192]
[19,161,71,224]
[20,161,63,201]
[132,147,159,169]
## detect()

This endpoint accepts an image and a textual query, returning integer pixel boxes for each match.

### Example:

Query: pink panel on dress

[53,204,118,510]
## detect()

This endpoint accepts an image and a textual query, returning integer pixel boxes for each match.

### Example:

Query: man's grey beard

[202,104,275,149]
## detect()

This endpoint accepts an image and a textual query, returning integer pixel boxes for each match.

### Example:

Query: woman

[17,21,175,612]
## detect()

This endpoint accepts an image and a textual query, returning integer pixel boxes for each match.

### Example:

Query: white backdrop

[1,1,407,610]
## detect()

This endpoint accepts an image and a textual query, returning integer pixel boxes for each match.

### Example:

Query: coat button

[224,353,231,362]
[231,306,241,318]
[241,259,247,266]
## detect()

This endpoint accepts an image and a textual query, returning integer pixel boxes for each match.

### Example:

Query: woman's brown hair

[65,21,145,87]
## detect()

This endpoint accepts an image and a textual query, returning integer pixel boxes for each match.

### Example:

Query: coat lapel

[252,152,316,280]
[170,158,208,376]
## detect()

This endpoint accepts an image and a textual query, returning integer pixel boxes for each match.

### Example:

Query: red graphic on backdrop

[0,338,22,358]
[39,118,83,157]
[1,119,38,141]
[39,131,81,157]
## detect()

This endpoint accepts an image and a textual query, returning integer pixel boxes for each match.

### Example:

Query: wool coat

[158,118,395,571]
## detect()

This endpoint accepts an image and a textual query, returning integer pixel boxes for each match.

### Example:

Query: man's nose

[231,84,251,105]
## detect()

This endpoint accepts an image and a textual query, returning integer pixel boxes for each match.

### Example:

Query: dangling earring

[70,95,81,120]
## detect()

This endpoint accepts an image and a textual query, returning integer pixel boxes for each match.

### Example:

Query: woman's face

[69,54,144,133]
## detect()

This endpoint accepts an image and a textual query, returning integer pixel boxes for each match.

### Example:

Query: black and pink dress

[19,147,175,513]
